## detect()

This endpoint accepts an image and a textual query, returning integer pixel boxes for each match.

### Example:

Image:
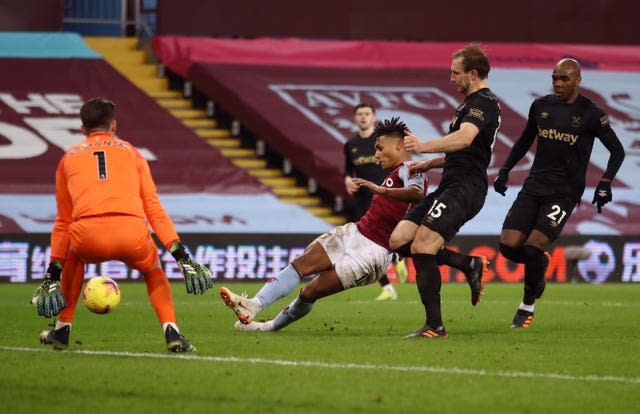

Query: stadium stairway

[84,36,347,226]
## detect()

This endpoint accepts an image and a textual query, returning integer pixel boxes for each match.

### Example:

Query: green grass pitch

[1,281,639,413]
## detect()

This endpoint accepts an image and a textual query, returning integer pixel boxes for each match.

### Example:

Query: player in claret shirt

[493,58,625,328]
[344,102,405,301]
[219,117,426,332]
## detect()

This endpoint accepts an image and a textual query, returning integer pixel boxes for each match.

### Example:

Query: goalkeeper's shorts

[69,215,160,273]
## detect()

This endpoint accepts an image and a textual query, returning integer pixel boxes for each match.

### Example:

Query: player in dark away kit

[493,58,625,328]
[390,44,499,339]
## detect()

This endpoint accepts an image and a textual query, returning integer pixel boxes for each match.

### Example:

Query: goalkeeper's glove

[493,169,509,196]
[170,241,213,295]
[592,180,612,213]
[31,260,66,318]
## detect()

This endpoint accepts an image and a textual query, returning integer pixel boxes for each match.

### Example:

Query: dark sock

[522,245,545,305]
[379,275,390,287]
[499,243,526,263]
[394,243,412,258]
[437,247,472,274]
[412,253,443,327]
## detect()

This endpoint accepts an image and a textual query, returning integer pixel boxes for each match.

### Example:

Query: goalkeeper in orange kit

[32,97,212,352]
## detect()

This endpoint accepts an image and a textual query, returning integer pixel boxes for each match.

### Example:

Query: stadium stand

[152,36,640,236]
[0,32,333,234]
[1,2,638,283]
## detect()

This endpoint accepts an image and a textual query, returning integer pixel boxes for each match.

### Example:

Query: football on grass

[83,276,121,314]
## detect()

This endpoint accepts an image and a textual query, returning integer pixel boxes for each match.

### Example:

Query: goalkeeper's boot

[403,323,448,339]
[40,325,70,350]
[164,325,196,353]
[219,287,259,324]
[234,320,274,332]
[536,252,552,299]
[510,309,534,328]
[465,256,488,306]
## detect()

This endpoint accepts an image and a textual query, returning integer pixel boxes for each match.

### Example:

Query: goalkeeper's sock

[162,322,179,334]
[255,264,302,309]
[145,268,176,323]
[59,250,85,322]
[271,295,314,331]
[55,321,71,331]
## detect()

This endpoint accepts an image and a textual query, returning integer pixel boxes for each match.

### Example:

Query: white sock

[162,322,179,334]
[519,303,535,312]
[383,284,395,293]
[55,321,71,331]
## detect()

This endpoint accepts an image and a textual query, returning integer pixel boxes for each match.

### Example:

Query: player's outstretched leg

[271,296,314,331]
[234,320,275,332]
[255,264,302,308]
[220,286,261,324]
[233,296,314,333]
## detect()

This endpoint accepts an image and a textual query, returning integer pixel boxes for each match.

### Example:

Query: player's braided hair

[372,116,408,140]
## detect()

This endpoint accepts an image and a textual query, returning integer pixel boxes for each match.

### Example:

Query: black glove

[170,242,213,295]
[493,169,509,196]
[31,260,66,317]
[592,180,612,213]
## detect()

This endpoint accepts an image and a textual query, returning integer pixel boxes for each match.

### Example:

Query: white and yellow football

[82,276,121,314]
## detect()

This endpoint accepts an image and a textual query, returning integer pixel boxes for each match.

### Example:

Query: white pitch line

[2,346,638,385]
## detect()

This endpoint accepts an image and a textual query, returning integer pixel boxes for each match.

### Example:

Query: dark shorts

[404,182,486,241]
[502,190,577,241]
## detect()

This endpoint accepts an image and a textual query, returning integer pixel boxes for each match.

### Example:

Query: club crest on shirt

[571,116,581,127]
